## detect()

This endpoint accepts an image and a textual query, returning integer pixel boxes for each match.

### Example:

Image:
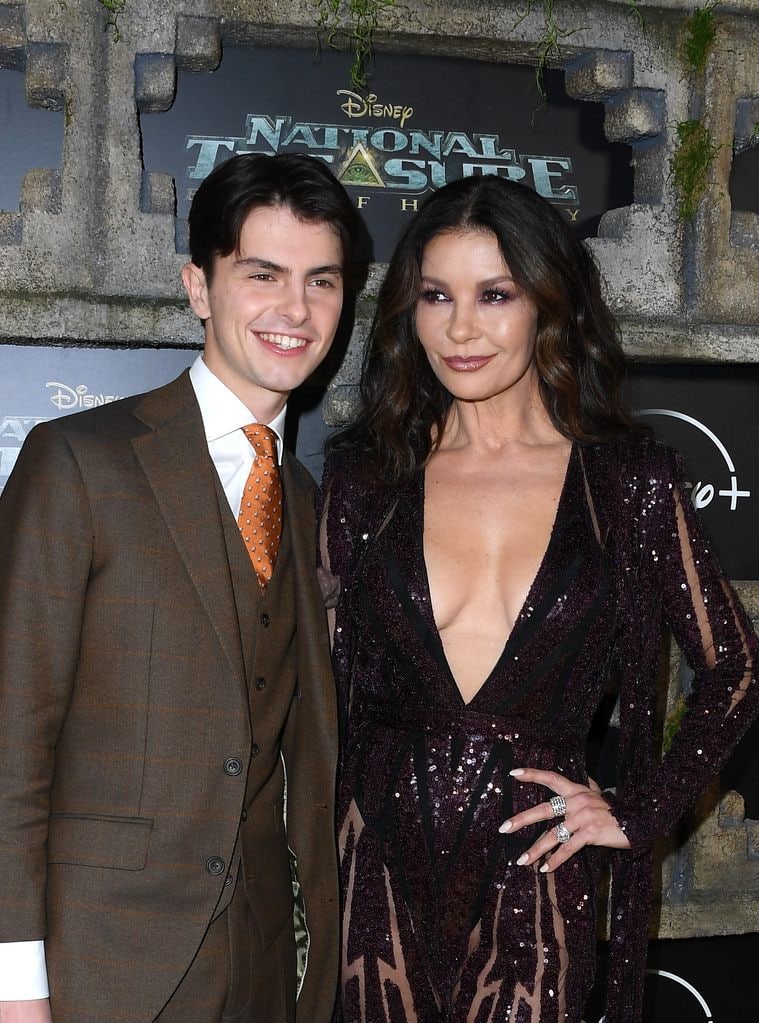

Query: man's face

[182,204,345,419]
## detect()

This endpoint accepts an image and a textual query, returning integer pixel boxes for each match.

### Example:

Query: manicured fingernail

[510,768,524,777]
[516,853,529,866]
[499,821,512,833]
[540,863,551,873]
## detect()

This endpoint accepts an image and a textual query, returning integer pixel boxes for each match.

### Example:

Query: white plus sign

[718,475,751,511]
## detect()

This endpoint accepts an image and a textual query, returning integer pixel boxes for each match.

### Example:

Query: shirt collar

[188,355,286,463]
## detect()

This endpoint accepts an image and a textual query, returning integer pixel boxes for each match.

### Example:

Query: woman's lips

[442,354,495,371]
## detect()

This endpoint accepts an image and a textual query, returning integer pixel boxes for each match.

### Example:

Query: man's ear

[182,262,211,320]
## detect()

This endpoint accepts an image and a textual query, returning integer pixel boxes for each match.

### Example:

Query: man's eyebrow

[233,257,343,276]
[233,257,287,273]
[310,264,344,276]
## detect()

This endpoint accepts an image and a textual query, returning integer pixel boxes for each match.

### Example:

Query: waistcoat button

[206,856,225,876]
[241,810,248,822]
[259,612,270,627]
[255,676,267,691]
[224,757,243,776]
[250,743,260,758]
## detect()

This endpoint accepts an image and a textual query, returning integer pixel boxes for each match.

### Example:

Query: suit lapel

[131,373,247,699]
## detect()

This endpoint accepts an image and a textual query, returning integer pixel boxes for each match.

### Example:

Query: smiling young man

[0,154,359,1023]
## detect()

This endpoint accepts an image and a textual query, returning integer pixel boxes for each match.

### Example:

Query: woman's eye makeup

[419,287,448,303]
[418,283,516,304]
[481,287,513,303]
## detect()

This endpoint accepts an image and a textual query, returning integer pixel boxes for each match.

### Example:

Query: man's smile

[257,331,310,351]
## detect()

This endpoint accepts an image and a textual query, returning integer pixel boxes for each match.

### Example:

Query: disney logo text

[47,382,122,411]
[338,90,414,128]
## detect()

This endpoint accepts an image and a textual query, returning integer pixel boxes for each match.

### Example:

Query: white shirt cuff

[0,941,49,1000]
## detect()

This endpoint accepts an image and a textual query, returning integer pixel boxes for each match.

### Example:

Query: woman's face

[415,228,539,405]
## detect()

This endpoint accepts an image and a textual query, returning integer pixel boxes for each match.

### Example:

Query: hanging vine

[514,0,581,100]
[513,0,645,102]
[315,0,645,95]
[315,0,399,90]
[97,0,126,42]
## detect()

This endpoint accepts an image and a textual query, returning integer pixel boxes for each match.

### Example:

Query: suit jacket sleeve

[0,421,93,940]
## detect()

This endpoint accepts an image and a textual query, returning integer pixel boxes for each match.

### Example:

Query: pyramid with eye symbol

[338,142,384,187]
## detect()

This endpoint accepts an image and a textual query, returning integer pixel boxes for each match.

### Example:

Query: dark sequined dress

[321,438,758,1023]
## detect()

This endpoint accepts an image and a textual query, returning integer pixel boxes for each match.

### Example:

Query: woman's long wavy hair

[330,175,645,486]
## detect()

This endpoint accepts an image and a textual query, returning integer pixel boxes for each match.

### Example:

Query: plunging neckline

[419,442,577,708]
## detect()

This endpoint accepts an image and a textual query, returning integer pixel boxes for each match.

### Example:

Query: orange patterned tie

[237,424,283,589]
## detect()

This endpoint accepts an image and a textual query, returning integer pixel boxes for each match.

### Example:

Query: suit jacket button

[206,856,225,876]
[255,676,267,691]
[250,743,260,758]
[224,757,243,776]
[260,613,270,627]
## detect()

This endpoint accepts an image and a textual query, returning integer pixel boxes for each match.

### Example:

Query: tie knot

[242,423,278,463]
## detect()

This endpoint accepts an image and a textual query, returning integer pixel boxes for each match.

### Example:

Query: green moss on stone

[663,693,687,752]
[671,118,721,220]
[682,0,720,76]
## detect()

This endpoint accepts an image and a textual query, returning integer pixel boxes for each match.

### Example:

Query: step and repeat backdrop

[1,42,758,1022]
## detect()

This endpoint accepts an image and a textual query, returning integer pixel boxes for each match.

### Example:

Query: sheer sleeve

[611,446,759,854]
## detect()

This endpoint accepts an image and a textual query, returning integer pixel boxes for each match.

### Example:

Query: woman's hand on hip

[499,767,630,872]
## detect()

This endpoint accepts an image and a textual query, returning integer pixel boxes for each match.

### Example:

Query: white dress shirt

[0,356,285,1000]
[189,354,286,514]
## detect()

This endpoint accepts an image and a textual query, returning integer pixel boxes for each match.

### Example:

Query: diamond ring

[549,795,567,818]
[555,822,572,844]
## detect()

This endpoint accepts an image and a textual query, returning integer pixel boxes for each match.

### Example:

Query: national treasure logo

[185,89,581,221]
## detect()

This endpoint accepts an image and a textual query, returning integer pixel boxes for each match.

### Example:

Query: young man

[0,154,359,1023]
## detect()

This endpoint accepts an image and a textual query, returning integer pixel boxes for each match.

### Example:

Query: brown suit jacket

[0,372,338,1022]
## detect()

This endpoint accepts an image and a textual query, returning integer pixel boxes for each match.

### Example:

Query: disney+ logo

[638,409,750,512]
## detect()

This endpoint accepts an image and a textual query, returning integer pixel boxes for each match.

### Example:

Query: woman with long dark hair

[320,176,758,1023]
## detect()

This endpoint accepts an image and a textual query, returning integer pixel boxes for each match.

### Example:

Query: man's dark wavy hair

[330,174,645,486]
[188,152,360,281]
